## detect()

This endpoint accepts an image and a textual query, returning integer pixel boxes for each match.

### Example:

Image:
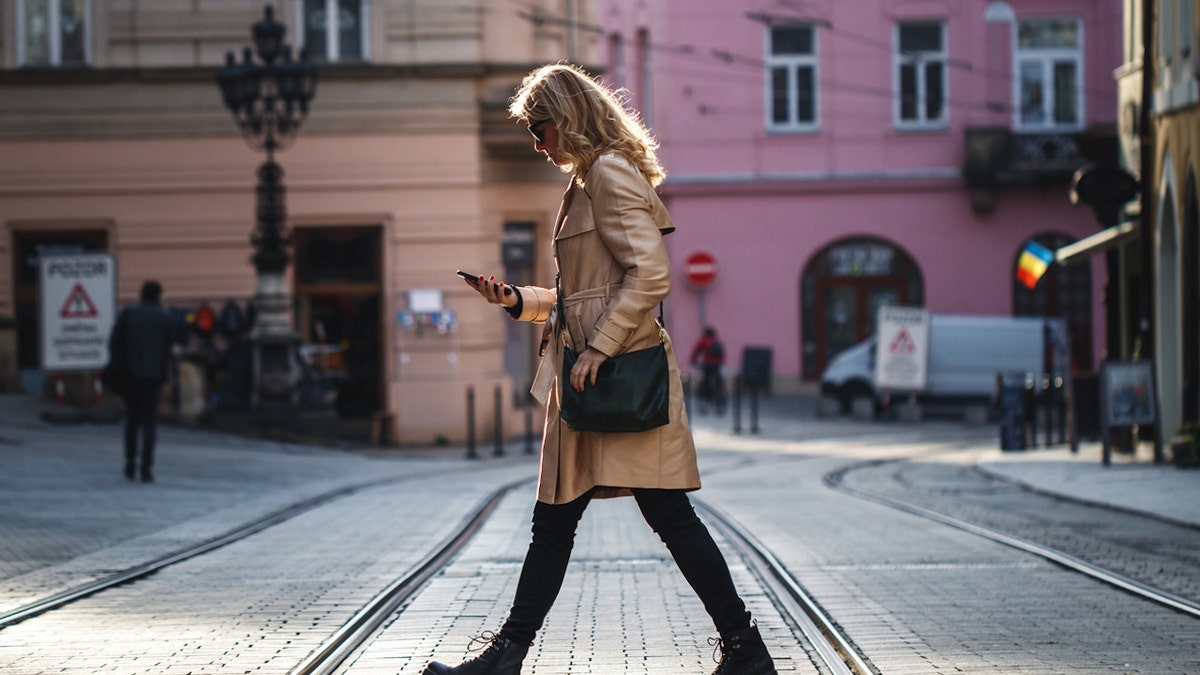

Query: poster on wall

[39,252,117,372]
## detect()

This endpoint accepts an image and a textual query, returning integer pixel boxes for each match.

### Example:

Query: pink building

[598,0,1122,391]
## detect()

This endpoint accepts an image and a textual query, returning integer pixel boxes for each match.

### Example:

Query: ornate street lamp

[216,4,317,408]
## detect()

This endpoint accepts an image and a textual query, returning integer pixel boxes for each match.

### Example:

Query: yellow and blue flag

[1017,240,1054,289]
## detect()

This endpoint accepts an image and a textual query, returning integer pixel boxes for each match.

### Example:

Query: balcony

[963,126,1117,213]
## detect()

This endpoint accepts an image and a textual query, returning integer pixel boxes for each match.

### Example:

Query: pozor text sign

[39,252,118,372]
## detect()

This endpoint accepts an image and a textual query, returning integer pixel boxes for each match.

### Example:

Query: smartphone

[457,270,512,296]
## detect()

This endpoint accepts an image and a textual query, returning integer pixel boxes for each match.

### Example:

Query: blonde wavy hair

[509,63,666,187]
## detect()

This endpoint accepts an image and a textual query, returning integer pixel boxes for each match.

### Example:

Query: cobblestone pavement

[0,466,536,674]
[3,391,1199,674]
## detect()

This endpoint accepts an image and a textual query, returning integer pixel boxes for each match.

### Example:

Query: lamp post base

[248,269,300,410]
[249,332,300,409]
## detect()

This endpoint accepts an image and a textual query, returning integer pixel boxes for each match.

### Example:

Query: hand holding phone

[457,270,513,297]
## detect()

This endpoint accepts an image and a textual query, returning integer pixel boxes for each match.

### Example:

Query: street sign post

[39,252,118,372]
[683,250,719,288]
[683,250,719,331]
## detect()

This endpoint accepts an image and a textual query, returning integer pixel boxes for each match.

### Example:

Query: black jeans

[499,488,749,646]
[123,378,162,472]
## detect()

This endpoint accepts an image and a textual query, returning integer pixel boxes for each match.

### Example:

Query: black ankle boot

[423,632,528,675]
[709,621,776,675]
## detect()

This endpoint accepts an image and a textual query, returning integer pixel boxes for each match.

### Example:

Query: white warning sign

[874,306,930,392]
[39,252,118,371]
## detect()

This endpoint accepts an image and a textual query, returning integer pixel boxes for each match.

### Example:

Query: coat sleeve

[510,285,557,324]
[586,158,670,357]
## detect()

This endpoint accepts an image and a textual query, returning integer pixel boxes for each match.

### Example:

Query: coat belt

[530,282,620,405]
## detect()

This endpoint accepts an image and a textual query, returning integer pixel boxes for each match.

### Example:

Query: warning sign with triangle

[60,283,99,318]
[889,327,916,354]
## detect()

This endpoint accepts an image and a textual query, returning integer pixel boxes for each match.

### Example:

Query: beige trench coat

[512,154,701,505]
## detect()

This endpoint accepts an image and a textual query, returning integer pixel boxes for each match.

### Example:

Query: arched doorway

[801,236,924,379]
[1155,162,1182,442]
[1012,232,1093,371]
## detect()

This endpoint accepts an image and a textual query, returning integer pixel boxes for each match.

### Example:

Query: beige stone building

[0,1,599,443]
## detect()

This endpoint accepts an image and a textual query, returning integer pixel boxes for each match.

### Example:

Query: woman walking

[426,63,775,675]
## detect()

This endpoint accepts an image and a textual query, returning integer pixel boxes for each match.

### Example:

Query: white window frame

[296,0,371,63]
[1154,0,1199,111]
[16,0,91,67]
[765,23,819,133]
[893,21,948,130]
[1012,17,1084,131]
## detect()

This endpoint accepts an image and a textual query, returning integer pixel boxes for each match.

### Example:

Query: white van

[820,314,1060,411]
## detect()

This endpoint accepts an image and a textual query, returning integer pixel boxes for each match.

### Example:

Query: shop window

[502,221,537,403]
[1012,232,1092,371]
[801,237,923,379]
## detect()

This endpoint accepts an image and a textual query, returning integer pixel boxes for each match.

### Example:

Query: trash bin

[741,346,772,393]
[998,371,1028,450]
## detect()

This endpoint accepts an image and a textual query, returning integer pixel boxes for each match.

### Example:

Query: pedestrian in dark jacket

[108,280,175,482]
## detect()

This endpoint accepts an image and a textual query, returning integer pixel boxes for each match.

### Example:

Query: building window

[895,21,947,129]
[1015,18,1082,130]
[766,24,818,131]
[18,0,89,67]
[302,0,368,62]
[1154,0,1199,110]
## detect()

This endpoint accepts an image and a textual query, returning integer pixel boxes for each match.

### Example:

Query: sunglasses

[528,119,551,144]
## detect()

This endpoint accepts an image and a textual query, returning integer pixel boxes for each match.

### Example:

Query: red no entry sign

[683,250,719,288]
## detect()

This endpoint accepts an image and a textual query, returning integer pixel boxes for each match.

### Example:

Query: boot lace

[708,635,729,665]
[466,631,504,654]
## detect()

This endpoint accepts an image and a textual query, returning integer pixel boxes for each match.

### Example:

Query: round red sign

[683,250,719,288]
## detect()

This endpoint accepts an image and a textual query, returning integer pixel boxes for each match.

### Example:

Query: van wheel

[839,380,873,413]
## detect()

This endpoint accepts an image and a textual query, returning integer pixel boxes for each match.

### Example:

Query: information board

[874,306,930,392]
[39,252,118,372]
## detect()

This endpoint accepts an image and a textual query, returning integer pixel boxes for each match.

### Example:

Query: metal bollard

[1041,374,1053,447]
[732,374,743,434]
[493,385,504,457]
[466,386,477,459]
[749,385,760,434]
[1054,375,1067,444]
